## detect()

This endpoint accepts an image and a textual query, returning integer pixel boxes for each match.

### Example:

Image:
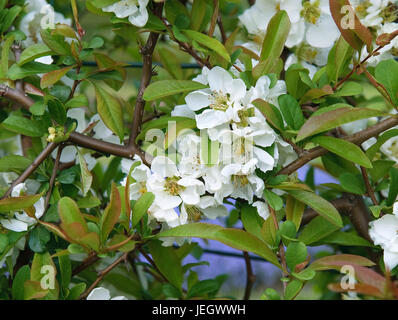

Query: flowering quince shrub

[0,0,397,302]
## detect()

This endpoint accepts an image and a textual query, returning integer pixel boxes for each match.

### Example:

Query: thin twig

[243,251,255,300]
[44,145,64,211]
[208,0,219,38]
[1,142,59,199]
[79,252,128,299]
[360,166,378,206]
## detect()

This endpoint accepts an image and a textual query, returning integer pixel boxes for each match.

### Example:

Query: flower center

[296,43,318,63]
[164,176,185,196]
[138,183,147,195]
[185,205,202,222]
[380,2,398,23]
[210,92,229,111]
[355,1,371,19]
[301,1,321,24]
[235,107,255,127]
[387,140,398,159]
[232,174,249,187]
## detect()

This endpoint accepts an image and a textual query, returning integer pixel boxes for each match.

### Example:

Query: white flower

[20,1,72,50]
[253,201,270,220]
[102,0,149,27]
[146,156,205,227]
[185,66,246,138]
[220,159,265,203]
[121,157,151,200]
[369,202,398,270]
[86,287,127,300]
[380,129,398,163]
[239,0,303,37]
[218,125,276,174]
[0,183,45,232]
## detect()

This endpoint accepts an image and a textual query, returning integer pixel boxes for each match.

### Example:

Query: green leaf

[12,265,30,300]
[187,279,221,299]
[285,195,305,231]
[312,136,372,168]
[131,192,155,228]
[366,129,398,160]
[8,61,58,80]
[329,0,373,51]
[143,80,207,101]
[252,99,284,131]
[40,29,71,56]
[182,29,230,62]
[0,194,42,212]
[0,155,31,173]
[30,252,59,300]
[1,5,22,33]
[375,59,398,106]
[263,189,283,211]
[58,197,88,232]
[308,254,375,271]
[0,233,8,253]
[292,269,316,281]
[296,106,384,141]
[76,148,93,196]
[339,172,366,195]
[320,231,372,247]
[2,114,47,137]
[190,0,207,31]
[278,94,305,130]
[284,279,303,300]
[47,99,67,125]
[331,81,363,97]
[148,240,183,289]
[241,204,264,241]
[387,167,398,206]
[287,189,342,227]
[0,34,15,79]
[93,82,124,142]
[41,65,74,89]
[28,226,51,253]
[58,254,72,290]
[100,182,121,242]
[327,36,354,83]
[156,223,280,267]
[67,283,86,300]
[260,10,291,62]
[24,280,48,300]
[18,44,54,66]
[298,216,340,245]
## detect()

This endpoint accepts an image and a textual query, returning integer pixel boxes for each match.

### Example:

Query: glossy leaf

[143,80,207,101]
[156,223,280,267]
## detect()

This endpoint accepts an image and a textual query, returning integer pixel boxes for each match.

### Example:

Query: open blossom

[369,202,398,270]
[102,0,149,27]
[0,183,44,232]
[20,0,71,64]
[86,287,127,300]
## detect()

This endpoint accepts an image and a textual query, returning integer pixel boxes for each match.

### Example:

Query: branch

[128,2,164,149]
[79,252,128,299]
[243,251,255,300]
[278,116,398,176]
[1,142,58,199]
[44,145,64,212]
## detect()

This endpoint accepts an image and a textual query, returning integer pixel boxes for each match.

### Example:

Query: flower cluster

[238,0,340,76]
[351,0,398,66]
[121,66,296,244]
